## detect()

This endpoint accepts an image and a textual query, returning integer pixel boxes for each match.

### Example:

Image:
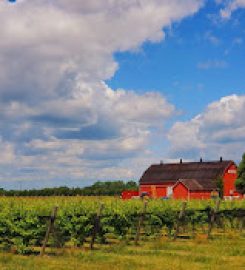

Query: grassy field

[0,236,244,270]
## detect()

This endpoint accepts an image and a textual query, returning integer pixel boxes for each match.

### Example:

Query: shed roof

[139,160,234,184]
[176,179,217,191]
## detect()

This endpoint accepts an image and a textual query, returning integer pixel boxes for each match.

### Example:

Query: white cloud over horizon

[168,94,245,162]
[0,0,204,185]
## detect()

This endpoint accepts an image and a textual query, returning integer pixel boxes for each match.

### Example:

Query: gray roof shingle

[177,179,217,191]
[139,160,234,185]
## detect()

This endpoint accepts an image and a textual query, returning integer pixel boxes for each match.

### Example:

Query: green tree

[125,181,138,190]
[235,153,245,194]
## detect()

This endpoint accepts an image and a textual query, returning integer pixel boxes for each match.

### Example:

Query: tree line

[0,181,138,197]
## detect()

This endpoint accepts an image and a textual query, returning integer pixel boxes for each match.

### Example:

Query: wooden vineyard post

[90,203,104,250]
[239,213,245,233]
[207,199,221,239]
[40,206,58,256]
[173,201,187,240]
[134,201,148,245]
[191,219,196,239]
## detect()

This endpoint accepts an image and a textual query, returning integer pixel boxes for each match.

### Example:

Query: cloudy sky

[0,0,245,189]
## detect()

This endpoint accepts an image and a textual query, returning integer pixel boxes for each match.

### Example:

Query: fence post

[90,203,104,250]
[239,216,245,233]
[207,199,221,239]
[40,206,58,256]
[134,201,148,245]
[173,201,187,240]
[191,220,196,239]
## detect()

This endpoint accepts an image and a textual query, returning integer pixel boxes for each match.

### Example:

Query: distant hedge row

[0,181,138,197]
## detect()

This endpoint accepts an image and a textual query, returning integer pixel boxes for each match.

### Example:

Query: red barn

[139,158,241,200]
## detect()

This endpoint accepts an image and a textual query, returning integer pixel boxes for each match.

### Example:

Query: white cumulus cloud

[168,95,245,161]
[0,0,204,185]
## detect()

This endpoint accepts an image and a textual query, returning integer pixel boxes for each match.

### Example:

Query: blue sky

[0,0,245,189]
[109,1,245,120]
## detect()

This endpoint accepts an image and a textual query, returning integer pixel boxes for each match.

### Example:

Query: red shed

[121,190,139,200]
[139,158,242,199]
[173,179,218,200]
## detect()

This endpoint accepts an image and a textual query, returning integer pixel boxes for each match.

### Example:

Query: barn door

[151,185,157,198]
[167,186,173,197]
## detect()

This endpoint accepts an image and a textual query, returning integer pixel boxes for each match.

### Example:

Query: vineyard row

[0,200,244,254]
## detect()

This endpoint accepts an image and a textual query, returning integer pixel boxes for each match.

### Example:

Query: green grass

[0,236,244,270]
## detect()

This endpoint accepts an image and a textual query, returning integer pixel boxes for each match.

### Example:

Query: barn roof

[176,179,217,191]
[139,160,234,184]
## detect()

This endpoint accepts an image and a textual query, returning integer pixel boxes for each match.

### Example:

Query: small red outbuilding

[173,179,217,200]
[121,190,139,200]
